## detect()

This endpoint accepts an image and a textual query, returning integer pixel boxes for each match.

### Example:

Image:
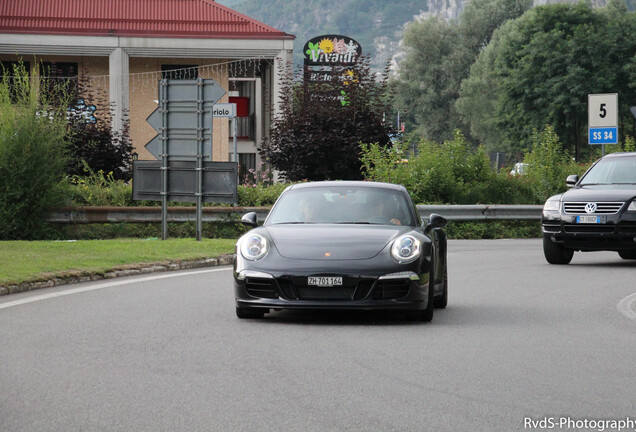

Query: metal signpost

[133,78,238,241]
[132,161,238,202]
[588,93,619,156]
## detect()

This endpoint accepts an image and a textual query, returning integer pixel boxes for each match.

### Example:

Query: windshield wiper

[336,221,371,224]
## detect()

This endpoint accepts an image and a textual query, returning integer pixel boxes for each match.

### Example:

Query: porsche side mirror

[566,175,578,188]
[425,213,447,233]
[241,212,258,227]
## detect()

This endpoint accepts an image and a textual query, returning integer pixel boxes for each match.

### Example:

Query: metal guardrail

[47,205,543,224]
[417,205,543,221]
[47,206,271,224]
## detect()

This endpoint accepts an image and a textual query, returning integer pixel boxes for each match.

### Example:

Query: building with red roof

[0,0,294,170]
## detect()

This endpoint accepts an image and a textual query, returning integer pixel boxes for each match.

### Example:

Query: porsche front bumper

[234,262,431,312]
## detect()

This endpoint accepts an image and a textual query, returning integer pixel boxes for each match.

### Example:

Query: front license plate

[576,215,600,224]
[308,276,343,287]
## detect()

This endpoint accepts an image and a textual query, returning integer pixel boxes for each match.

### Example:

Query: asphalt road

[1,239,635,432]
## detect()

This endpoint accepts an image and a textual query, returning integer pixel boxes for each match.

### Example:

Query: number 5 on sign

[588,94,618,145]
[589,94,617,127]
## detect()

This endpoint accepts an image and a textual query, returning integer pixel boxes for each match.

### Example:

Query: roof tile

[0,0,293,39]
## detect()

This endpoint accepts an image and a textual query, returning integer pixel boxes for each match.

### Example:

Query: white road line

[0,267,232,310]
[617,292,636,321]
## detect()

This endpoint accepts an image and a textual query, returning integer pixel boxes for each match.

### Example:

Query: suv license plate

[308,276,343,287]
[577,215,600,224]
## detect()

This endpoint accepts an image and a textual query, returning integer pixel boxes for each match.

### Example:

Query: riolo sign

[303,34,362,66]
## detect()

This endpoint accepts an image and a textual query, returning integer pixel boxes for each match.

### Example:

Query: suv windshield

[579,155,636,185]
[267,186,415,226]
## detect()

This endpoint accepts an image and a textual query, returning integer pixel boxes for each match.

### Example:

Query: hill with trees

[216,0,436,70]
[219,0,636,164]
[217,0,629,72]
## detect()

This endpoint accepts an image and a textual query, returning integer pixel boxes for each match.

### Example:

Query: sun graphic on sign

[318,38,335,53]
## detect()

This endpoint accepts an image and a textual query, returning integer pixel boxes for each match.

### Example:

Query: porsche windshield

[580,155,636,185]
[267,186,416,226]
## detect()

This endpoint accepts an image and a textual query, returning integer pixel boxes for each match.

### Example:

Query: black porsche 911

[233,181,448,321]
[542,152,636,264]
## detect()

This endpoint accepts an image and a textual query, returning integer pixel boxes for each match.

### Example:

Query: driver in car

[369,196,402,225]
[298,198,322,223]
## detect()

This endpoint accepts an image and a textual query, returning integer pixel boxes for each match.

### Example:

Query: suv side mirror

[424,213,447,233]
[241,212,258,227]
[566,175,579,187]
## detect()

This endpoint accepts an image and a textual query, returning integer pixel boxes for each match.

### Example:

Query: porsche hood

[264,225,412,260]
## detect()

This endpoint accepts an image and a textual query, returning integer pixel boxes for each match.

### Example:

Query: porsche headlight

[391,235,421,264]
[628,201,636,212]
[543,198,561,212]
[240,233,268,261]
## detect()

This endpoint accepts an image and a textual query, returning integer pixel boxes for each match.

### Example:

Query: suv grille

[563,202,624,214]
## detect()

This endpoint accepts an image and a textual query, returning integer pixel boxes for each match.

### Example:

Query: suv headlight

[628,201,636,212]
[240,233,268,260]
[391,235,421,264]
[543,198,560,212]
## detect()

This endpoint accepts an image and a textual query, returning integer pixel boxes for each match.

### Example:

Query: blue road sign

[589,127,618,145]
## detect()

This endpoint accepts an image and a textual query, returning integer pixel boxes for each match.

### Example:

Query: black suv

[542,152,636,264]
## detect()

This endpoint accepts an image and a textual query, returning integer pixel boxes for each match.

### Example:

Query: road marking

[0,267,232,310]
[617,292,636,321]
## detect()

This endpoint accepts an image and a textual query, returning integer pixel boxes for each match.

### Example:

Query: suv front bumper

[542,211,636,251]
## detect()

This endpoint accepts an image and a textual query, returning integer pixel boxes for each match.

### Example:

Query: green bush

[0,63,70,239]
[523,125,587,202]
[444,221,541,239]
[237,182,289,206]
[67,165,132,206]
[51,221,249,240]
[58,172,545,240]
[66,173,292,208]
[361,131,535,204]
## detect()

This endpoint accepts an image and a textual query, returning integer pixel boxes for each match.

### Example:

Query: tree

[604,0,636,145]
[261,58,394,181]
[458,0,532,52]
[456,36,504,153]
[65,74,133,181]
[392,0,531,143]
[392,18,465,143]
[459,2,636,159]
[524,125,583,201]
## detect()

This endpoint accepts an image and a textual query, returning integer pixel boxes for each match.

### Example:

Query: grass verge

[0,238,236,286]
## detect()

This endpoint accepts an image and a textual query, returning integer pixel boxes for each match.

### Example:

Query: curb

[0,254,235,297]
